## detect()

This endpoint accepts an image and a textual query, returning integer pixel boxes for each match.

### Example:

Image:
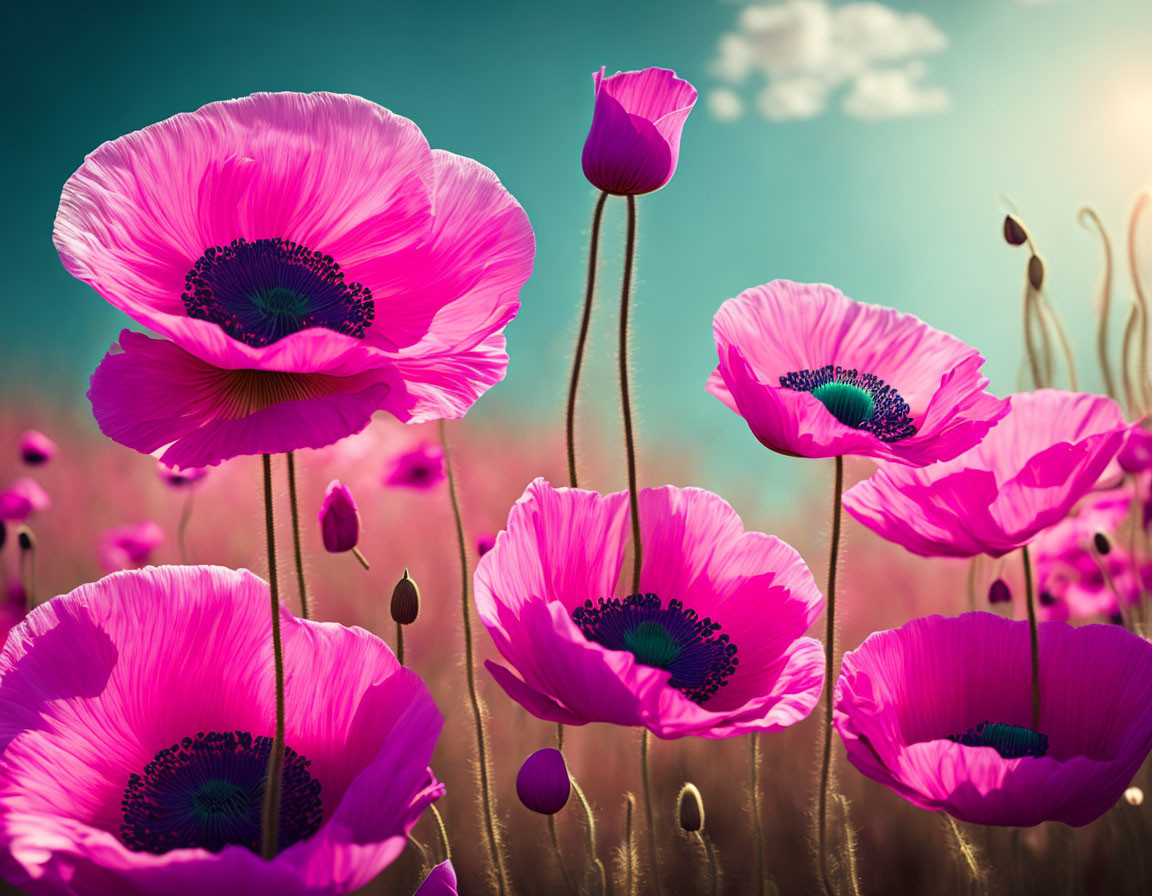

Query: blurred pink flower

[383,444,446,491]
[18,430,56,466]
[843,390,1129,558]
[476,479,825,739]
[98,521,164,572]
[156,461,208,489]
[0,478,50,522]
[0,565,444,894]
[708,281,1009,465]
[835,612,1152,826]
[582,66,697,196]
[319,480,361,553]
[56,92,534,468]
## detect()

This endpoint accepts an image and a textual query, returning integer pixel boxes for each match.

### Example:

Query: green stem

[749,735,766,896]
[396,621,405,668]
[549,814,578,895]
[572,777,607,896]
[816,455,845,896]
[944,814,987,895]
[693,832,719,896]
[640,729,658,894]
[430,804,452,863]
[567,191,609,490]
[260,454,286,860]
[618,194,642,595]
[177,492,194,564]
[441,421,509,895]
[1021,545,1040,731]
[286,451,311,620]
[623,793,638,896]
[557,722,564,751]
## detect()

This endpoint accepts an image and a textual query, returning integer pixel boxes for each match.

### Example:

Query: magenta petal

[415,861,458,896]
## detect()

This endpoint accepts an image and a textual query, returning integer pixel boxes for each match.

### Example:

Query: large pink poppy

[843,390,1129,558]
[474,479,825,739]
[0,565,443,895]
[835,612,1152,826]
[55,92,535,468]
[707,280,1009,465]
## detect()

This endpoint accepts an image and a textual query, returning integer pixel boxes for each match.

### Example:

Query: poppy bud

[319,480,360,553]
[987,578,1011,604]
[1117,425,1152,473]
[17,528,34,552]
[516,748,570,815]
[1040,590,1057,607]
[1003,215,1028,246]
[19,430,56,466]
[1093,532,1111,555]
[391,569,421,626]
[477,533,496,558]
[677,783,704,832]
[1028,255,1045,290]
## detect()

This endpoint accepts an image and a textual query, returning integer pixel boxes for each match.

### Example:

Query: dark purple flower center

[946,721,1049,759]
[779,365,916,442]
[182,238,374,348]
[572,593,738,704]
[121,730,322,855]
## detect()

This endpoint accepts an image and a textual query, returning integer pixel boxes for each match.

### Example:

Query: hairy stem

[618,195,642,595]
[1021,545,1040,731]
[944,814,987,895]
[431,804,452,863]
[177,493,194,565]
[693,832,719,896]
[286,451,311,620]
[549,814,578,894]
[749,735,766,896]
[640,730,659,895]
[573,776,607,896]
[260,454,286,859]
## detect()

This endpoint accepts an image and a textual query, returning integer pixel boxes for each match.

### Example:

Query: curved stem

[944,814,987,895]
[567,191,609,489]
[693,832,719,896]
[1128,192,1150,411]
[1021,545,1040,731]
[816,455,845,896]
[618,194,642,594]
[640,729,659,895]
[177,493,194,565]
[430,804,451,862]
[1079,207,1118,401]
[19,534,36,610]
[441,421,509,895]
[749,735,766,896]
[549,814,578,895]
[286,451,311,620]
[260,454,286,859]
[572,776,607,896]
[557,722,565,752]
[1038,290,1078,390]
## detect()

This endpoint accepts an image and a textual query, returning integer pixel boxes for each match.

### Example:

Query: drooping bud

[1093,531,1111,555]
[319,480,360,553]
[1028,255,1045,290]
[1039,590,1057,607]
[1003,215,1028,246]
[391,569,421,626]
[677,783,704,832]
[1125,786,1144,806]
[19,430,57,466]
[516,748,570,815]
[987,578,1011,605]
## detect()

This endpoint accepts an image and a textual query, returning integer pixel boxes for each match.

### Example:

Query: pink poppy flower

[581,67,697,195]
[707,280,1009,465]
[98,521,164,572]
[843,390,1129,558]
[0,479,50,523]
[415,861,458,895]
[475,479,825,739]
[318,480,360,553]
[835,612,1152,826]
[383,444,445,491]
[157,462,208,489]
[55,92,534,468]
[18,431,56,467]
[0,565,443,895]
[1118,421,1152,473]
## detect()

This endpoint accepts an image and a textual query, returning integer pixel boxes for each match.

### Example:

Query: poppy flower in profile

[707,281,1009,465]
[383,444,445,491]
[318,480,361,553]
[18,431,56,467]
[582,67,697,195]
[0,478,50,523]
[98,521,165,572]
[475,479,825,739]
[843,390,1130,558]
[55,91,535,468]
[0,565,444,895]
[835,612,1152,826]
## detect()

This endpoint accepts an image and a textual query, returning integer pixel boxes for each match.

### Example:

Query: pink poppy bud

[0,478,50,523]
[1118,425,1152,473]
[988,578,1011,604]
[516,748,570,815]
[157,461,208,489]
[477,533,496,557]
[19,430,56,466]
[98,521,163,573]
[319,480,360,553]
[581,67,697,196]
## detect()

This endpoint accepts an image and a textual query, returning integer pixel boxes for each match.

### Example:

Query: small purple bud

[987,578,1011,604]
[677,783,704,832]
[390,569,421,626]
[1093,531,1111,555]
[516,748,570,815]
[1039,590,1057,607]
[1118,426,1152,473]
[477,533,496,558]
[19,430,56,466]
[319,480,360,553]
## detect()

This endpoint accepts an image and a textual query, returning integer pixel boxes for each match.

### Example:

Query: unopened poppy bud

[1118,425,1152,473]
[319,480,360,553]
[19,430,57,466]
[17,528,34,552]
[987,578,1011,604]
[477,533,496,558]
[1003,215,1028,246]
[677,783,704,832]
[1125,786,1144,806]
[1028,255,1045,290]
[516,748,570,815]
[391,569,420,626]
[1040,590,1057,607]
[1093,532,1111,555]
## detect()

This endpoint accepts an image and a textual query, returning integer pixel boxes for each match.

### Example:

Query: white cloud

[708,87,746,121]
[710,1,950,121]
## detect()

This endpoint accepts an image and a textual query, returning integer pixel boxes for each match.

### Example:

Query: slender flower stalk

[943,815,987,895]
[572,777,607,896]
[431,804,452,863]
[548,815,577,894]
[693,832,719,896]
[176,493,194,564]
[260,453,287,859]
[617,793,639,896]
[1021,545,1040,731]
[1079,207,1118,401]
[441,421,509,896]
[748,736,766,896]
[567,191,609,489]
[17,528,36,610]
[1126,192,1151,413]
[286,451,311,620]
[640,730,658,894]
[618,195,642,595]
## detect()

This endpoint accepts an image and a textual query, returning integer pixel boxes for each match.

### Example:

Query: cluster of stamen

[182,238,373,347]
[121,730,323,854]
[779,364,916,442]
[946,721,1049,759]
[572,593,738,704]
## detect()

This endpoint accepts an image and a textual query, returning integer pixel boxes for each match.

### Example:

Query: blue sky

[1,0,1149,510]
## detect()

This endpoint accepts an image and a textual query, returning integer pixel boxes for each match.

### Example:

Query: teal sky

[2,0,1150,510]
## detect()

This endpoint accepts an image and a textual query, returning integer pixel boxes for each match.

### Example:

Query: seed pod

[17,528,34,552]
[516,748,570,815]
[987,578,1011,605]
[390,569,420,626]
[1003,215,1028,246]
[677,783,704,832]
[1028,255,1045,290]
[1092,532,1111,555]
